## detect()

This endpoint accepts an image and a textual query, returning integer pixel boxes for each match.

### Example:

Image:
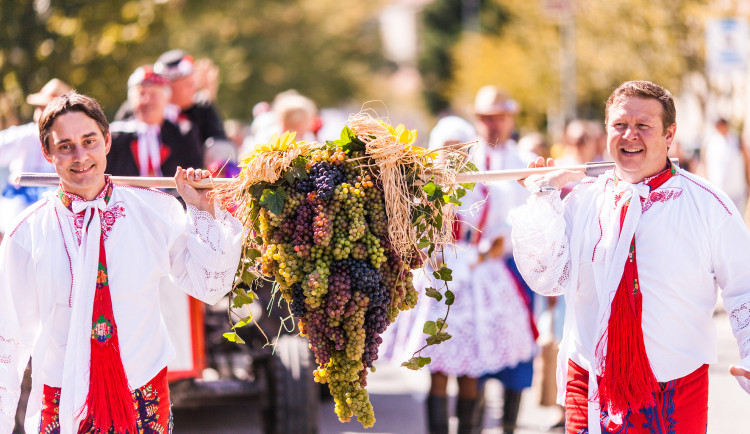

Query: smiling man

[0,92,242,433]
[510,81,750,434]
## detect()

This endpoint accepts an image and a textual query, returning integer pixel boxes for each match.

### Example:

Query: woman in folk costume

[0,92,243,434]
[379,115,531,434]
[511,80,750,434]
[471,85,539,434]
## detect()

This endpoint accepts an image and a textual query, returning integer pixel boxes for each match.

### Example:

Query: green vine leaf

[424,287,442,302]
[232,287,256,308]
[234,315,254,329]
[445,289,455,306]
[422,181,443,202]
[240,267,258,287]
[223,331,245,344]
[417,237,431,249]
[423,320,438,336]
[426,332,452,345]
[433,265,453,282]
[401,356,432,370]
[259,186,287,215]
[245,248,262,261]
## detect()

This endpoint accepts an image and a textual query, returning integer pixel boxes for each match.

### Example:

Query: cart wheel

[262,335,319,434]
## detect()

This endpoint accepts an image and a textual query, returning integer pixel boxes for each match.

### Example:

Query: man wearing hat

[470,85,538,434]
[107,65,202,178]
[153,49,227,150]
[0,78,72,238]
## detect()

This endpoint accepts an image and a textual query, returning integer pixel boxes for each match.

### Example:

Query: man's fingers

[729,365,750,379]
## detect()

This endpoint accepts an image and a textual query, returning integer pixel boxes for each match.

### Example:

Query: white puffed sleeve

[0,232,40,434]
[712,205,750,394]
[510,191,571,296]
[168,203,244,306]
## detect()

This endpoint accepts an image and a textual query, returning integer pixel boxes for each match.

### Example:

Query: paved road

[173,309,750,433]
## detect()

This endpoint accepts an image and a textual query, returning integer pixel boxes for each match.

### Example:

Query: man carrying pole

[0,91,242,433]
[510,80,750,433]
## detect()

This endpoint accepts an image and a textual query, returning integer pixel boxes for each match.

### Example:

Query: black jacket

[107,119,203,177]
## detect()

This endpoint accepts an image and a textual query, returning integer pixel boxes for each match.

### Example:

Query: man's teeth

[622,149,642,153]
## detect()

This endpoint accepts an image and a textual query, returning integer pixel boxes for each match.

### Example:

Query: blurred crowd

[2,51,750,434]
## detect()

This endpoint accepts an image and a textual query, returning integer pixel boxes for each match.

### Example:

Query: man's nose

[622,126,638,140]
[72,143,86,160]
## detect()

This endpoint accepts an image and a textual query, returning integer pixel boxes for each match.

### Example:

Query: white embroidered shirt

[0,184,243,433]
[511,167,750,434]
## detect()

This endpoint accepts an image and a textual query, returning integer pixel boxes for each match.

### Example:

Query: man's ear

[41,142,53,164]
[104,132,111,155]
[665,123,677,148]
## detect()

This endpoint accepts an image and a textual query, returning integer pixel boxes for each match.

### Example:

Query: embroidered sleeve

[712,205,750,394]
[509,191,570,296]
[169,204,243,305]
[0,234,40,431]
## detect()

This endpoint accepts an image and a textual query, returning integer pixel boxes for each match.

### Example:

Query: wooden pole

[14,159,677,189]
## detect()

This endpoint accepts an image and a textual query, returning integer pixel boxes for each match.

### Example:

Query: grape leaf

[401,356,431,370]
[424,287,442,301]
[259,186,287,215]
[223,331,245,344]
[426,332,452,345]
[417,237,431,249]
[433,265,453,282]
[444,289,455,306]
[422,181,443,202]
[245,248,262,261]
[423,320,438,336]
[234,315,254,329]
[232,288,256,308]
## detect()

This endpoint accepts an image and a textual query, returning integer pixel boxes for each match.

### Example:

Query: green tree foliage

[418,0,509,115]
[0,0,385,121]
[450,0,713,132]
[0,0,171,120]
[162,0,385,120]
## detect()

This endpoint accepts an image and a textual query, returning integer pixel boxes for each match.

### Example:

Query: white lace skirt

[381,249,537,378]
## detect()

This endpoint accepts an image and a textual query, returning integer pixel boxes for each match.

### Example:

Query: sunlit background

[3,0,750,150]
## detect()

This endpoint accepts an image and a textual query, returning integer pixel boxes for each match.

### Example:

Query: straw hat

[473,85,519,115]
[26,78,72,106]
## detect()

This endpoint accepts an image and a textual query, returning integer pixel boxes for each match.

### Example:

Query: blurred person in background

[272,89,319,141]
[107,65,202,177]
[242,90,319,155]
[471,85,538,434]
[517,132,550,160]
[555,119,600,167]
[0,78,71,239]
[154,49,228,151]
[700,117,748,213]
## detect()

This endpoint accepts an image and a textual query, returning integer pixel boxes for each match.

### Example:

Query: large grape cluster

[251,147,418,428]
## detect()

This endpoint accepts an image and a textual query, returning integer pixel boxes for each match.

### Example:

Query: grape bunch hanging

[213,114,473,428]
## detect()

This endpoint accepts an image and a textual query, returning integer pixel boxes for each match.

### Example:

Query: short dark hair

[605,81,676,132]
[39,91,109,150]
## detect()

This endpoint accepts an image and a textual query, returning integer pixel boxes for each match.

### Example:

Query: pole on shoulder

[12,173,230,189]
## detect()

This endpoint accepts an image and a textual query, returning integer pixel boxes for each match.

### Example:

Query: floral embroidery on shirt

[91,315,114,343]
[71,204,126,245]
[641,188,683,213]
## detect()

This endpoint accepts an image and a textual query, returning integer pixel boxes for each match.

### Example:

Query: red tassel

[596,276,659,415]
[83,332,137,433]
